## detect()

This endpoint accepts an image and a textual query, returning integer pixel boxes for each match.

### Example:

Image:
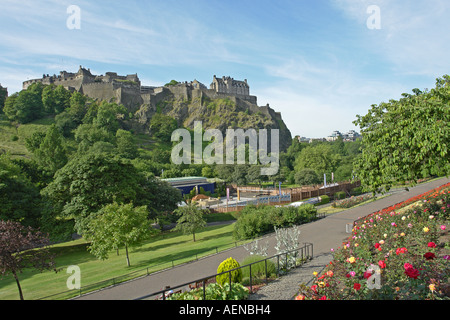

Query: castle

[20,66,292,151]
[22,66,257,110]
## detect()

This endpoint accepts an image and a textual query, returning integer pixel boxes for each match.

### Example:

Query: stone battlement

[21,67,258,110]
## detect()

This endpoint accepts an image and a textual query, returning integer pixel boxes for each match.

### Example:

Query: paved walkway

[74,177,450,300]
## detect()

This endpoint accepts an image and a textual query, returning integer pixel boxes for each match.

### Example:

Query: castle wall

[81,82,116,103]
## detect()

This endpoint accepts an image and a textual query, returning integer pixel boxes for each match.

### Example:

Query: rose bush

[297,183,450,300]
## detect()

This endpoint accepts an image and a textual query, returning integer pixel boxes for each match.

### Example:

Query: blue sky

[1,0,449,138]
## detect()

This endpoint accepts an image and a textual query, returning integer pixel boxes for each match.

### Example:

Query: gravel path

[247,253,334,300]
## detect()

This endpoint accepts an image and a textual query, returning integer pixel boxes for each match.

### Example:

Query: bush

[241,255,277,285]
[233,204,318,240]
[332,194,373,209]
[216,257,242,286]
[335,191,346,200]
[168,283,249,300]
[351,187,363,196]
[318,195,330,205]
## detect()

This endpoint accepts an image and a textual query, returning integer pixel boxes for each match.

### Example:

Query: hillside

[133,87,292,152]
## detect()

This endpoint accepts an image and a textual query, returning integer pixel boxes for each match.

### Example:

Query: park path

[74,177,450,300]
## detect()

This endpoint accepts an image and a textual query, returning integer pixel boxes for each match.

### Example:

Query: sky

[1,0,449,138]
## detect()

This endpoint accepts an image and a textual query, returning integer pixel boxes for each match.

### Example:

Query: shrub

[351,187,363,196]
[318,195,330,205]
[168,283,249,300]
[240,255,277,284]
[216,257,242,286]
[332,194,373,208]
[233,204,318,240]
[335,191,346,200]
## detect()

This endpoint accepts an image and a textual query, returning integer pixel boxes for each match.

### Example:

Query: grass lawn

[0,222,245,300]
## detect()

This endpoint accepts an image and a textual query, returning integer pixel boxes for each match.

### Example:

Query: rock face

[135,81,292,152]
[23,68,292,151]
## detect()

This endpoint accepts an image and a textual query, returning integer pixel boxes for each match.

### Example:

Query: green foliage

[168,282,249,300]
[33,124,68,175]
[149,113,178,142]
[240,255,277,284]
[116,129,138,159]
[232,204,317,240]
[41,153,147,235]
[4,83,44,123]
[42,84,71,114]
[165,80,179,86]
[0,86,7,112]
[318,195,330,205]
[85,202,157,266]
[294,168,321,186]
[335,191,346,200]
[216,257,242,286]
[0,154,43,228]
[93,102,127,133]
[353,75,450,193]
[294,143,341,177]
[174,202,207,241]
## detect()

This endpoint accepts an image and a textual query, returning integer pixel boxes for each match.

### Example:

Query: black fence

[134,242,314,300]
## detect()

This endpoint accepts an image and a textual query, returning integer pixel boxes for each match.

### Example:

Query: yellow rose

[348,256,356,264]
[423,227,430,233]
[429,284,436,292]
[313,271,318,277]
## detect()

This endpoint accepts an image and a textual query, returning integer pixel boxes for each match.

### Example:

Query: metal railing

[38,239,248,300]
[134,242,314,300]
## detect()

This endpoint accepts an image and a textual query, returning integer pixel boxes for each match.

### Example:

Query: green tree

[294,168,321,186]
[42,153,144,234]
[0,154,43,228]
[85,202,156,267]
[294,143,341,178]
[93,102,127,133]
[116,129,138,159]
[174,203,206,242]
[0,85,7,112]
[149,113,178,142]
[4,83,44,123]
[74,123,115,153]
[34,124,68,175]
[353,76,450,192]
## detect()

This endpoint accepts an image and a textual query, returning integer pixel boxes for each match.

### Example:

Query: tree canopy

[353,75,450,192]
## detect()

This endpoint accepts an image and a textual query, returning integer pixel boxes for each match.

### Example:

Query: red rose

[353,283,361,291]
[363,271,373,279]
[404,266,420,279]
[427,242,436,248]
[378,260,386,269]
[404,263,413,270]
[424,252,436,260]
[374,243,380,249]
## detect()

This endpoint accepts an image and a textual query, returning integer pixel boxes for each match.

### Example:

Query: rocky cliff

[133,85,292,152]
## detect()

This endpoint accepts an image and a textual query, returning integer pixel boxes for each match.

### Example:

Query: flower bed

[296,183,450,300]
[332,194,374,209]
